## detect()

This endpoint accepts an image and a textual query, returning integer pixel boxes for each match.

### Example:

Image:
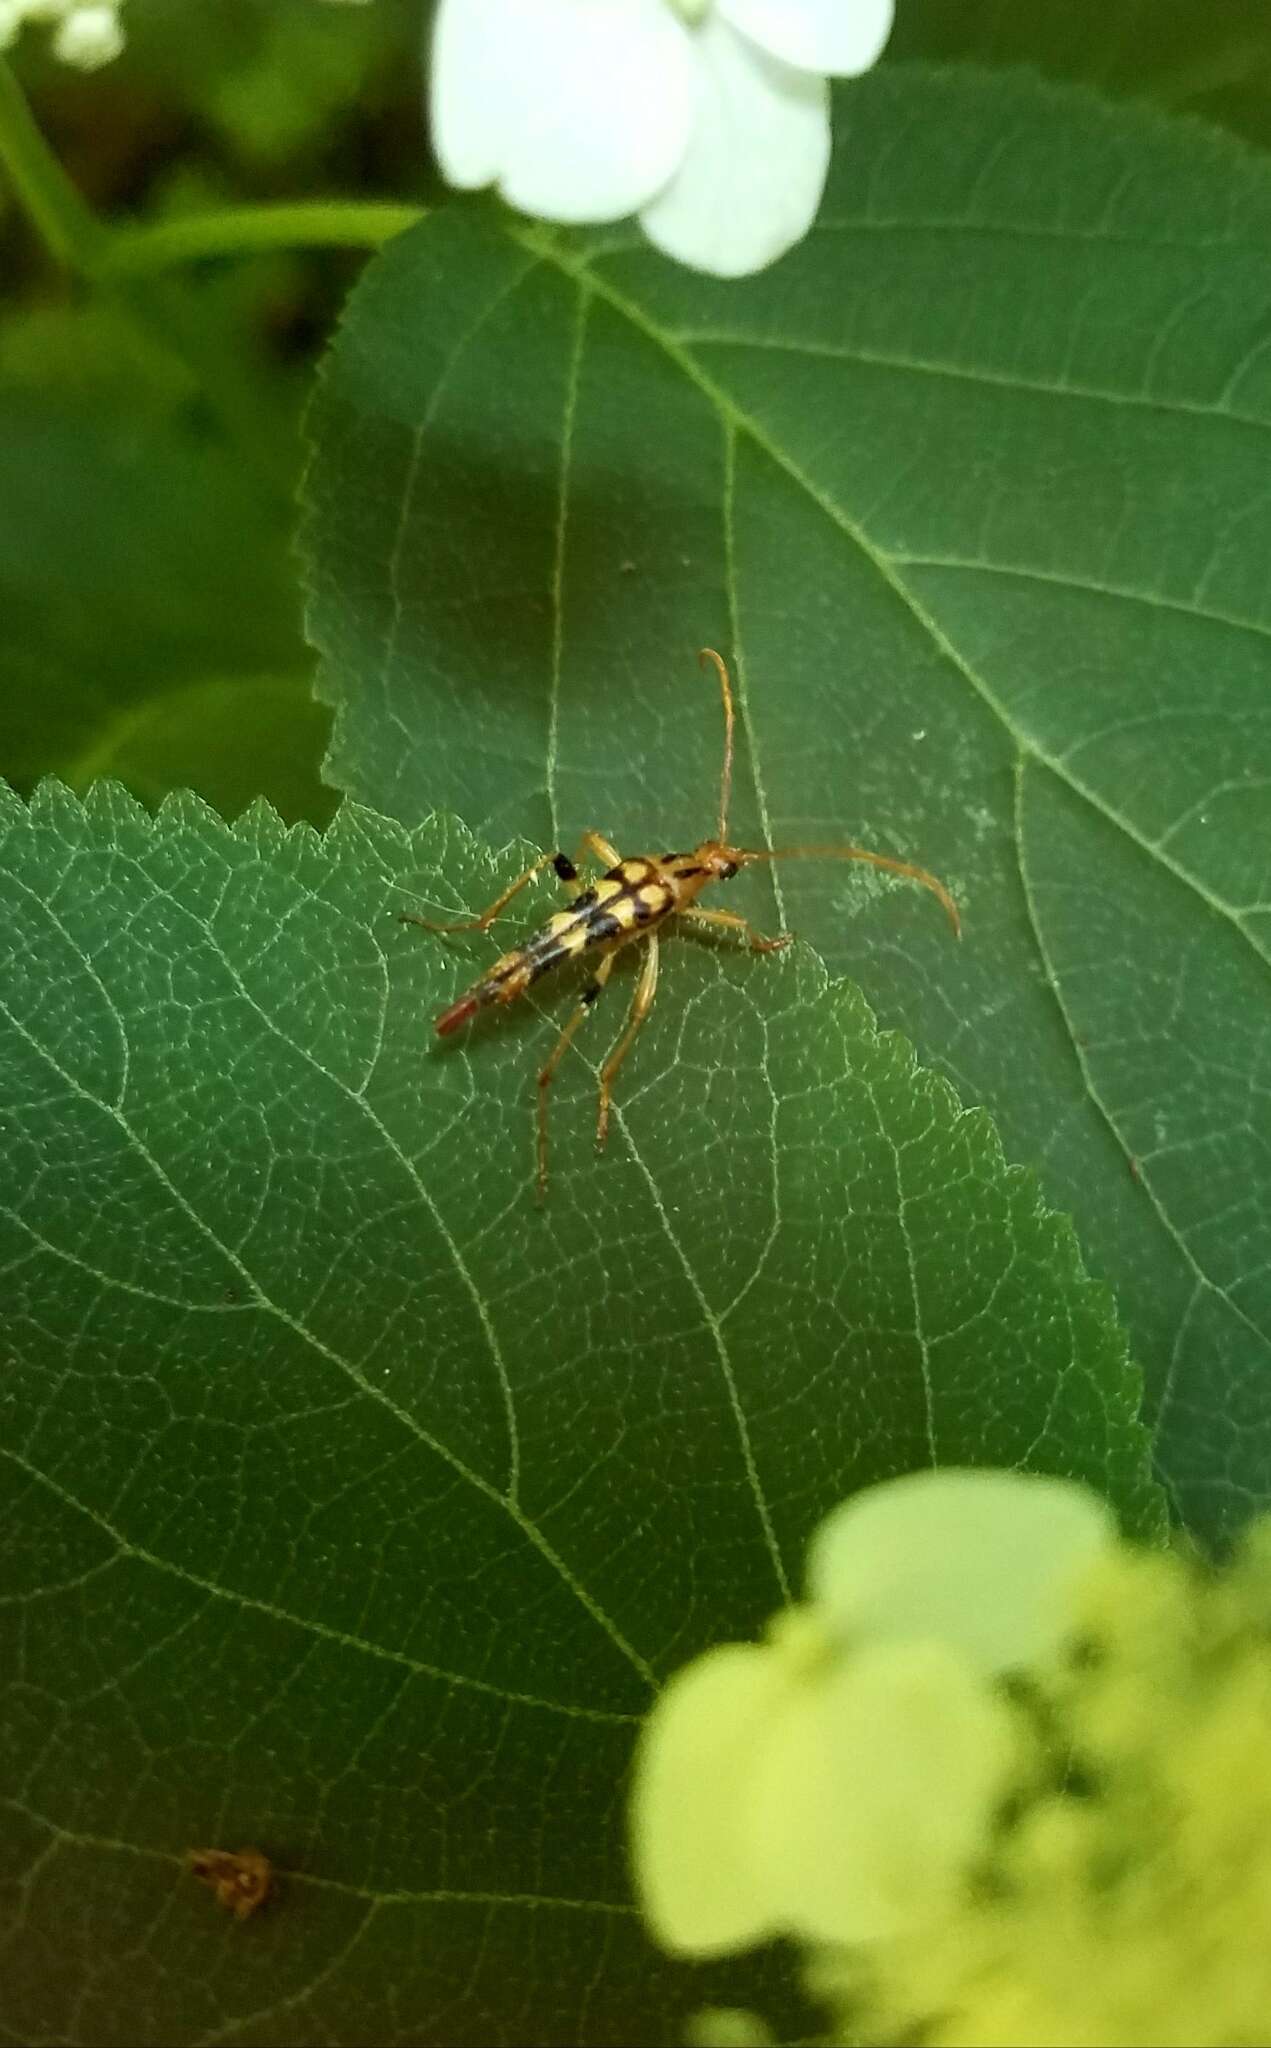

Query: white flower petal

[640,14,829,278]
[630,1642,793,1956]
[718,0,894,77]
[430,0,695,225]
[808,1469,1117,1673]
[746,1641,1015,1945]
[429,0,511,190]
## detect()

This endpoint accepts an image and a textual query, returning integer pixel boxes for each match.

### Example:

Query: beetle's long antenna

[742,843,961,938]
[698,647,734,843]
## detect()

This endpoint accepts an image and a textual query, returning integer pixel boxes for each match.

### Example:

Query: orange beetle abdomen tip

[436,995,479,1037]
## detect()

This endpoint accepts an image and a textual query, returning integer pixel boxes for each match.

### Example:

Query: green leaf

[301,65,1271,1544]
[0,364,326,822]
[60,673,337,829]
[889,0,1271,151]
[0,780,1158,2046]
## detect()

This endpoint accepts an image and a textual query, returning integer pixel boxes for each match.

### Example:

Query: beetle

[402,650,959,1197]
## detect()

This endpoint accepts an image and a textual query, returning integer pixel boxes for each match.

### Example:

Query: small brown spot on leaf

[187,1846,273,1921]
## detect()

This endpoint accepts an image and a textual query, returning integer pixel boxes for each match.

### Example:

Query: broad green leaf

[0,780,1159,2047]
[301,65,1271,1544]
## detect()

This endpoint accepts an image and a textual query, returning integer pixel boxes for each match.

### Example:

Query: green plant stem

[0,56,419,280]
[0,55,105,269]
[103,202,422,277]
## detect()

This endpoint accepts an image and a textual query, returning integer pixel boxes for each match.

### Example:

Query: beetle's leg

[550,829,623,896]
[400,851,563,935]
[536,952,616,1201]
[578,829,622,871]
[596,931,660,1154]
[682,907,794,954]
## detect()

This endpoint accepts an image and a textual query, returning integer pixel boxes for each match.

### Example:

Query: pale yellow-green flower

[630,1469,1114,1956]
[632,1469,1271,2048]
[826,1535,1271,2046]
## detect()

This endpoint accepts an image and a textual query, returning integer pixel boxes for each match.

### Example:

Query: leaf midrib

[0,1447,640,1726]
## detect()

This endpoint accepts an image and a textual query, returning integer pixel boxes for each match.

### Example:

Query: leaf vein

[671,327,1271,437]
[0,1449,642,1724]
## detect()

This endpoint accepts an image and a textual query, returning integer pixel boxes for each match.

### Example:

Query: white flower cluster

[0,0,124,69]
[630,1469,1114,1955]
[430,0,895,277]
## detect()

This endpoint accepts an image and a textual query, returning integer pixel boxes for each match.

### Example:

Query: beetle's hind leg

[400,850,562,936]
[536,952,617,1201]
[596,932,661,1154]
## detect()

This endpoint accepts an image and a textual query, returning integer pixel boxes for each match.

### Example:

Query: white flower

[428,0,895,277]
[630,1469,1116,1957]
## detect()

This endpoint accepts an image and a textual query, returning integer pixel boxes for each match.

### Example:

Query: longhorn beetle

[401,650,960,1199]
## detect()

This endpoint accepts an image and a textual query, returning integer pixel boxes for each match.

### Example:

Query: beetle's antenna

[698,647,734,843]
[742,843,961,937]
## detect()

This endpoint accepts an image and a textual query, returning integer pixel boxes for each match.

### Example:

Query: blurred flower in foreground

[631,1468,1271,2047]
[631,1470,1111,1952]
[0,0,124,70]
[429,0,894,277]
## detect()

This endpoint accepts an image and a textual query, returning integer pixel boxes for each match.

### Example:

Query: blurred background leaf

[0,356,321,802]
[0,0,425,824]
[889,0,1271,146]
